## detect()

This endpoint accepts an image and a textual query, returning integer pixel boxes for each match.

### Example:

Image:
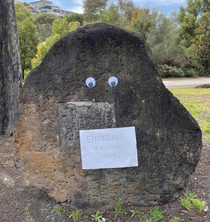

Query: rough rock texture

[58,102,115,148]
[15,23,202,208]
[0,0,21,135]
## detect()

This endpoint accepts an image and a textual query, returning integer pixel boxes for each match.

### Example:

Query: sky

[21,0,187,15]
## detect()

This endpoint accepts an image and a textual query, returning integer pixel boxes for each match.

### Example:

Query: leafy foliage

[149,206,164,220]
[91,211,103,221]
[99,3,120,26]
[69,209,82,221]
[179,196,192,210]
[15,1,31,22]
[117,0,134,27]
[55,205,62,214]
[178,0,210,76]
[157,65,185,78]
[14,0,209,78]
[192,198,206,213]
[32,19,80,68]
[33,13,60,25]
[99,0,134,27]
[128,8,151,39]
[129,209,144,218]
[15,2,39,78]
[127,9,188,67]
[179,193,206,213]
[169,216,180,222]
[66,13,84,26]
[113,201,126,217]
[31,34,60,68]
[189,11,210,75]
[33,13,60,42]
[83,0,108,22]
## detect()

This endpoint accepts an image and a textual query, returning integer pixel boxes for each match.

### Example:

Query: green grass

[179,193,206,214]
[55,205,62,214]
[170,88,210,95]
[179,197,192,210]
[169,216,180,222]
[91,211,103,221]
[129,209,144,218]
[113,201,126,217]
[170,88,210,139]
[191,199,206,213]
[149,206,163,220]
[70,209,81,221]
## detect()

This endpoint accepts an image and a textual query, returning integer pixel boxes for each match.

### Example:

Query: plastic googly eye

[86,77,96,88]
[108,76,118,87]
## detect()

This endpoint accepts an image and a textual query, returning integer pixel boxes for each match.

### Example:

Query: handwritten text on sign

[79,127,138,169]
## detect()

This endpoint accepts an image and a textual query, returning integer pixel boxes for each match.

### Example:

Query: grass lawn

[170,88,210,140]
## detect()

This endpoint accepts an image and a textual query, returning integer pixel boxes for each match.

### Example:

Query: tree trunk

[0,0,22,135]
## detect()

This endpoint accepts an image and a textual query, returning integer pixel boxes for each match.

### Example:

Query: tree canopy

[32,19,80,68]
[33,13,60,41]
[178,0,210,75]
[83,0,108,22]
[15,2,39,78]
[13,0,210,78]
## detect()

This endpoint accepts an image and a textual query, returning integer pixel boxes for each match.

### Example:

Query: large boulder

[15,23,202,208]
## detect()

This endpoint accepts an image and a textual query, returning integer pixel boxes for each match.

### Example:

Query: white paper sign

[79,126,138,169]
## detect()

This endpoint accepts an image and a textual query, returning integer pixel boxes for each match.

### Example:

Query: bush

[183,68,198,77]
[157,64,185,78]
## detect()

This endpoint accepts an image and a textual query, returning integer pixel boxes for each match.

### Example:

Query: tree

[15,1,31,22]
[0,0,21,135]
[66,13,84,26]
[83,0,108,22]
[118,0,134,27]
[128,8,187,67]
[189,11,210,75]
[32,19,80,68]
[128,8,151,39]
[33,13,60,42]
[98,0,134,27]
[52,17,73,36]
[15,2,39,78]
[178,0,210,47]
[31,34,61,68]
[146,11,181,65]
[178,0,210,75]
[99,3,120,26]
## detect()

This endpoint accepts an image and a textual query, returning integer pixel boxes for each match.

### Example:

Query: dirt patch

[1,93,210,221]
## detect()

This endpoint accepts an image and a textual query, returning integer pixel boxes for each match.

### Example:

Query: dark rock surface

[0,0,21,135]
[58,102,115,148]
[15,23,202,207]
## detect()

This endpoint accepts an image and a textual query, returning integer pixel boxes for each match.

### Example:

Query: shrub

[157,64,185,78]
[183,68,198,77]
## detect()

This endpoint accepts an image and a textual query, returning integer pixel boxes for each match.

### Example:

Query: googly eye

[85,77,96,88]
[108,76,118,87]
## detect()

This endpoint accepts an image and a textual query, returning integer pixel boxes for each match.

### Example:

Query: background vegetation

[15,0,210,79]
